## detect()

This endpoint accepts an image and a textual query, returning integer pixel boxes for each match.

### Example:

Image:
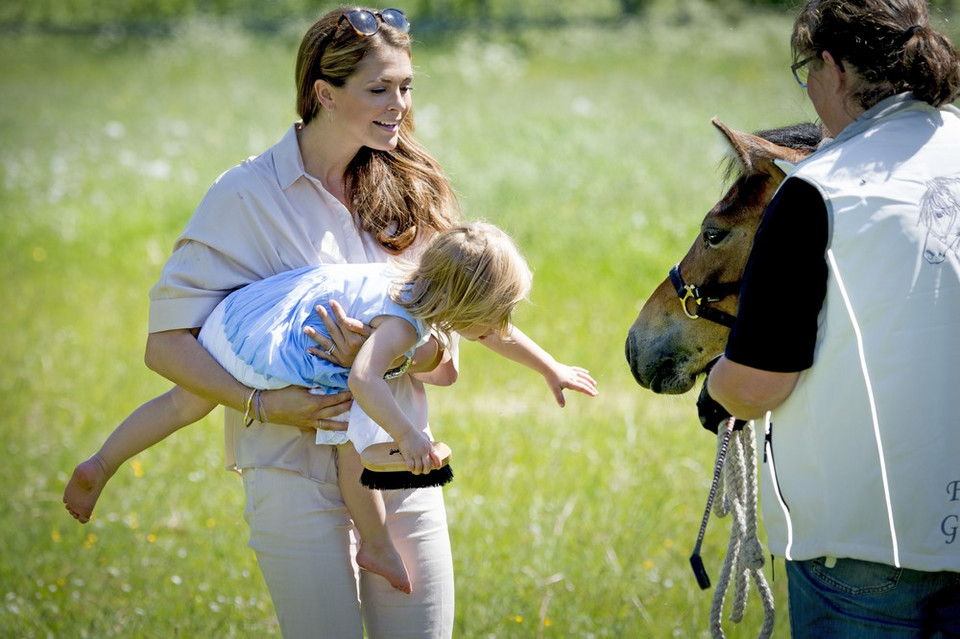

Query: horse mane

[753,122,823,152]
[720,122,823,185]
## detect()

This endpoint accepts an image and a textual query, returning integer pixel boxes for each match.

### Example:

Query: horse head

[625,118,821,394]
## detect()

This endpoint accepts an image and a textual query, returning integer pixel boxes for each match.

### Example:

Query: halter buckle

[669,263,738,328]
[678,284,703,320]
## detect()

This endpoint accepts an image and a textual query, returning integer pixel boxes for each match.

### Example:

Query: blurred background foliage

[2,0,958,635]
[2,0,957,35]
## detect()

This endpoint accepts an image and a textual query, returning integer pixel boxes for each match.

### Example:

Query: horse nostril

[625,337,648,388]
[624,335,636,364]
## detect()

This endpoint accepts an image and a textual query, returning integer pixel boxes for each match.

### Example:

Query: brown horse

[625,119,821,395]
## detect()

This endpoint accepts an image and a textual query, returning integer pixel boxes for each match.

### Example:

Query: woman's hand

[305,300,371,367]
[259,386,353,432]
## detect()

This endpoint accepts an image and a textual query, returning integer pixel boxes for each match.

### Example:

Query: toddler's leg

[338,444,412,594]
[64,386,215,523]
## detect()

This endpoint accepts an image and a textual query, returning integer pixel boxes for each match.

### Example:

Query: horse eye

[703,227,729,246]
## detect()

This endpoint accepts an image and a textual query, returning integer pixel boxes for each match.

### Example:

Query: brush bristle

[360,465,454,490]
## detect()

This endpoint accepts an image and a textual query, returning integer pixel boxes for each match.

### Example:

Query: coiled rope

[693,417,775,638]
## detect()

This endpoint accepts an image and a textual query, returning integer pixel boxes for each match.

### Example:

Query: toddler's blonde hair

[393,222,533,340]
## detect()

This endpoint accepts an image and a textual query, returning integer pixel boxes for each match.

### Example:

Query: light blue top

[219,262,428,391]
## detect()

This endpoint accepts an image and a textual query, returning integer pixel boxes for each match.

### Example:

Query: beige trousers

[242,465,454,638]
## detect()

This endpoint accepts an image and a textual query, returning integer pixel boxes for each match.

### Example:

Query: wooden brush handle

[360,441,452,472]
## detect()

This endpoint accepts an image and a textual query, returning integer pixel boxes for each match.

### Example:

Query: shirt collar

[273,123,308,190]
[825,93,923,149]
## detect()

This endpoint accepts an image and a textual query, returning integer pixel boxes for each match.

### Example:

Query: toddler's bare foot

[63,454,111,524]
[357,540,412,594]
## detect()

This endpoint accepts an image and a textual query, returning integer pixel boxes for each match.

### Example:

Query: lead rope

[704,418,775,638]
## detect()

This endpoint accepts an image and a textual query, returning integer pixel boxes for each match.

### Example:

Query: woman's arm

[145,328,353,431]
[706,356,799,420]
[707,180,826,420]
[348,317,439,473]
[478,326,598,406]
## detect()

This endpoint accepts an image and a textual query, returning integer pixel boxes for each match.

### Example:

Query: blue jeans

[786,557,960,638]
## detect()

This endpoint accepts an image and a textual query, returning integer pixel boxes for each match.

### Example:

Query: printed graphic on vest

[919,176,960,264]
[944,479,960,545]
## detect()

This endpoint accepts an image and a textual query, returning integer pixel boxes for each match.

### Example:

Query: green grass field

[6,3,947,636]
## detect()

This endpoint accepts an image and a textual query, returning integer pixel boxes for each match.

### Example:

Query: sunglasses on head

[337,8,410,37]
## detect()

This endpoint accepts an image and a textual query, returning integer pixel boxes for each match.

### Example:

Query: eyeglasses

[791,54,816,88]
[337,8,410,37]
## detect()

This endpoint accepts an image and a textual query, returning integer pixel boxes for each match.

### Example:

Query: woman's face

[805,52,858,137]
[805,58,832,128]
[332,45,413,151]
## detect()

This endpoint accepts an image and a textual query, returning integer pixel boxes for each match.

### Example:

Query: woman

[144,7,460,637]
[702,0,960,636]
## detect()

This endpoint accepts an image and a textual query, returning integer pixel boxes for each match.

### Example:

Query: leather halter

[668,264,740,328]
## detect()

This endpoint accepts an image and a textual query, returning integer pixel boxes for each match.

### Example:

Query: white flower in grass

[105,121,125,139]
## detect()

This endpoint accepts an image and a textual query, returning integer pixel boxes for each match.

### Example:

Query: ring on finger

[323,342,336,355]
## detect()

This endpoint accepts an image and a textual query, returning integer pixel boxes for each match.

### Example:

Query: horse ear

[711,117,808,176]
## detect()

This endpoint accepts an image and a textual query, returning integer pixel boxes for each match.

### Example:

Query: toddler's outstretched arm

[477,326,598,406]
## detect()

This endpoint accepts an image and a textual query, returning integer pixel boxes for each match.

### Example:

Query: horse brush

[359,441,453,490]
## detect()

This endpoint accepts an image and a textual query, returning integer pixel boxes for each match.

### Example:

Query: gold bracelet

[243,387,257,427]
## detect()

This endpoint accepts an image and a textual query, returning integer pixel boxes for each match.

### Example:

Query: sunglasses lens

[380,8,410,33]
[346,10,379,35]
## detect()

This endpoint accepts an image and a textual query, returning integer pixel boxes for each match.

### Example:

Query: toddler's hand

[547,364,598,407]
[397,432,441,474]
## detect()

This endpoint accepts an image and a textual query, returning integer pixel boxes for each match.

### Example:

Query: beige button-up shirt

[149,124,456,480]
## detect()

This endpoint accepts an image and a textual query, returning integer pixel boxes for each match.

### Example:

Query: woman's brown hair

[295,7,460,252]
[792,0,960,109]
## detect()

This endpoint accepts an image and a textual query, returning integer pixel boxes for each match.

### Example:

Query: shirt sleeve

[148,240,258,332]
[725,177,829,372]
[148,167,274,333]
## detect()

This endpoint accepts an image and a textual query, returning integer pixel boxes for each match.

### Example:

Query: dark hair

[792,0,960,109]
[294,7,460,252]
